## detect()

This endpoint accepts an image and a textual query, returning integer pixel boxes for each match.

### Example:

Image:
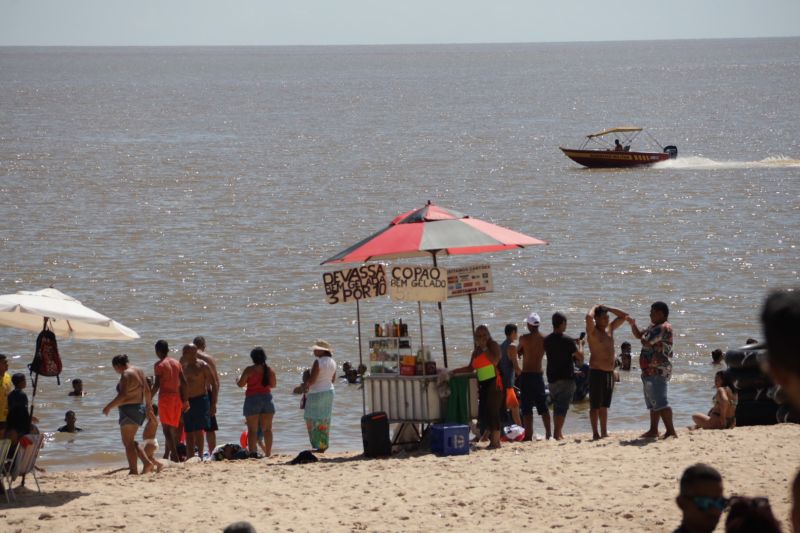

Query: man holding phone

[544,312,584,440]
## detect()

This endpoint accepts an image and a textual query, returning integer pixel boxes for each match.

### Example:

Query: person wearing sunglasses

[675,463,726,533]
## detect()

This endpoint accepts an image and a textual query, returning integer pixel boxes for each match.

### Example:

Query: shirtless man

[152,340,188,462]
[102,354,156,474]
[585,304,628,439]
[181,344,217,459]
[517,312,551,440]
[193,336,220,452]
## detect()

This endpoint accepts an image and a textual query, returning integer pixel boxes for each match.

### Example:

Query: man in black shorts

[517,312,551,440]
[586,304,628,440]
[545,312,584,440]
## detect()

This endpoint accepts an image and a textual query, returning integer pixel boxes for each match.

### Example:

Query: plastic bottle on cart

[398,319,404,337]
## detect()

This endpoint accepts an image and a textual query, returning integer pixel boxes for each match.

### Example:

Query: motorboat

[560,127,677,168]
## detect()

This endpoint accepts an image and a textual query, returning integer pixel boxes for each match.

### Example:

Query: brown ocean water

[0,39,798,470]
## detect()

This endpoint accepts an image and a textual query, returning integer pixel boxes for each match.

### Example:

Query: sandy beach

[2,424,797,532]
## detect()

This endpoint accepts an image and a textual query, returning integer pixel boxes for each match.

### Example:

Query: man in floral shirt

[628,301,677,439]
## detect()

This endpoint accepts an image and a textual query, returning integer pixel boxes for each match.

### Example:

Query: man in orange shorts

[152,340,187,462]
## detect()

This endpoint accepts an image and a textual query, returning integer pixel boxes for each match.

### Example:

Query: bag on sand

[289,450,319,465]
[30,326,63,384]
[501,424,525,442]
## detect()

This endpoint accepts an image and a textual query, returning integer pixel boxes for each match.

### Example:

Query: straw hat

[311,339,333,353]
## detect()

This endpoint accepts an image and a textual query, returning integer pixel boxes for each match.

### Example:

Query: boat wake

[653,155,800,170]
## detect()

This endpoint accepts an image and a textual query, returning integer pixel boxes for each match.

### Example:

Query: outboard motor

[663,145,678,159]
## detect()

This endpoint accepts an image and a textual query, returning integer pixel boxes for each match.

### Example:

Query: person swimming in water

[57,410,83,433]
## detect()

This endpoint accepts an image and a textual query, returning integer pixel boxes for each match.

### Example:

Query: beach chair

[0,438,18,504]
[6,434,43,502]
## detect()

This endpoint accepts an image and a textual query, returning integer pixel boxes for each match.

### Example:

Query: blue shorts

[548,379,576,417]
[243,393,276,417]
[642,374,669,411]
[184,394,211,433]
[118,403,146,427]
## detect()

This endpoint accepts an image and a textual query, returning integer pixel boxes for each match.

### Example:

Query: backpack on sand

[30,325,63,384]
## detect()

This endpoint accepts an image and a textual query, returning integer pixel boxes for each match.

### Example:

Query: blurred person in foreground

[762,289,800,409]
[725,496,782,533]
[792,470,799,533]
[674,463,726,533]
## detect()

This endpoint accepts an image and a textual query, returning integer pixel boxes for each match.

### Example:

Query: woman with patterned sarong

[304,339,336,452]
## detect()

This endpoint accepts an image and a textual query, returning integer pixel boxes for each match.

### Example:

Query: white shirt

[308,356,336,394]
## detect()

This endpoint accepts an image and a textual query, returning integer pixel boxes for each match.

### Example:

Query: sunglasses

[692,496,728,512]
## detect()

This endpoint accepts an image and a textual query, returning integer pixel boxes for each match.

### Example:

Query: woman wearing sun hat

[304,339,336,452]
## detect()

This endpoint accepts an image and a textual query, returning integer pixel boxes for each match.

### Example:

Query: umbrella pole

[29,316,49,420]
[432,253,448,368]
[356,299,366,415]
[30,372,39,420]
[468,294,476,336]
[417,301,424,351]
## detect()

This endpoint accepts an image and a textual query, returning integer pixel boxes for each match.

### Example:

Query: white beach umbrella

[0,287,139,340]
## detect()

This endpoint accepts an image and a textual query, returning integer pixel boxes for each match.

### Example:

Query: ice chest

[430,424,470,456]
[361,411,391,458]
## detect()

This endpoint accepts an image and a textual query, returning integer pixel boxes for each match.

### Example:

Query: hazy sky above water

[2,0,799,46]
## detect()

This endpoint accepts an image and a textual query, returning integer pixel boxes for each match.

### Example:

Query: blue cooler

[430,423,470,456]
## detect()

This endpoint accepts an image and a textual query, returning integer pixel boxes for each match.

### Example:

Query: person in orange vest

[453,324,504,449]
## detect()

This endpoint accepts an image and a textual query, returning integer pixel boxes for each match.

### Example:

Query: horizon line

[1,34,799,49]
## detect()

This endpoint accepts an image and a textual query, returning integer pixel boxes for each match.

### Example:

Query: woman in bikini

[237,347,277,457]
[103,354,156,474]
[691,370,738,430]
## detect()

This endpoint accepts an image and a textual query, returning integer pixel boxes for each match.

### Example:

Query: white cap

[526,312,541,326]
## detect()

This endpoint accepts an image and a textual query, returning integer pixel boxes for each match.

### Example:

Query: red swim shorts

[158,393,183,427]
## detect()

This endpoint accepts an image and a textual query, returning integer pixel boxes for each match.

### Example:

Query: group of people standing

[103,336,337,474]
[459,300,677,447]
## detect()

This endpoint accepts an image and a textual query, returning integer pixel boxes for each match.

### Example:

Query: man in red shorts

[152,339,187,462]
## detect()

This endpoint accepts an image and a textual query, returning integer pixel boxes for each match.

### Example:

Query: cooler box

[430,423,470,456]
[361,411,391,458]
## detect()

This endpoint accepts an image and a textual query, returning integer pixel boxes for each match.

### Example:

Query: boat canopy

[586,127,642,139]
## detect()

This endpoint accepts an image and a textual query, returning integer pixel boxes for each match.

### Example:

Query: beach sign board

[389,265,448,302]
[447,264,493,298]
[323,264,387,305]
